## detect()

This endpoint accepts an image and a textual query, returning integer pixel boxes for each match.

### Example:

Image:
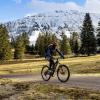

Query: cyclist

[45,42,64,73]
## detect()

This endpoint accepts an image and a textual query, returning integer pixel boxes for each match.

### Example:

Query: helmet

[52,42,57,46]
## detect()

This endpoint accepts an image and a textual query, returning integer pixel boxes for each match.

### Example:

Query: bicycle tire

[57,65,70,83]
[41,65,51,81]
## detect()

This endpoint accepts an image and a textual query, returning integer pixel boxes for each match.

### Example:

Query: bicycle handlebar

[54,57,63,64]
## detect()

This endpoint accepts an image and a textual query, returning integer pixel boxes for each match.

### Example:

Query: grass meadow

[0,54,100,100]
[0,54,100,75]
[0,79,100,100]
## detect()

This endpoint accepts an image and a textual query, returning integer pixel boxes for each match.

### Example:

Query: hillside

[4,10,100,44]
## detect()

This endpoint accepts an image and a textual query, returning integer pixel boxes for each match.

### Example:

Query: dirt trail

[0,74,100,91]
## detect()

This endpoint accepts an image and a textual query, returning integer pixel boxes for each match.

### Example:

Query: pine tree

[35,33,44,56]
[74,40,79,56]
[35,32,58,56]
[0,25,12,60]
[11,36,15,48]
[80,13,96,56]
[35,33,46,56]
[14,35,25,59]
[70,32,80,55]
[21,32,29,53]
[26,45,36,54]
[97,21,100,46]
[60,32,72,55]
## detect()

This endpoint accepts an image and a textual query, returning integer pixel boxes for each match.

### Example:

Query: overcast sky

[0,0,100,22]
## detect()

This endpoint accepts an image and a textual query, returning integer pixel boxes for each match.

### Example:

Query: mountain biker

[45,42,64,72]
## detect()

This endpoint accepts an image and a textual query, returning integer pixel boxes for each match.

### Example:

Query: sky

[0,0,100,22]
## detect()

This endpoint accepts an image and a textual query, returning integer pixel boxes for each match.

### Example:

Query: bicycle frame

[41,57,70,82]
[52,58,61,73]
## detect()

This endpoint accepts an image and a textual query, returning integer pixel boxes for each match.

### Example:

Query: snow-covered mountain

[4,10,100,45]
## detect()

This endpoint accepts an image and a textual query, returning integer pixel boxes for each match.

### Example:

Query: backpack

[44,46,49,57]
[44,44,53,58]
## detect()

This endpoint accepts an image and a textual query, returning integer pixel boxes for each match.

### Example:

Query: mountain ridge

[4,10,100,44]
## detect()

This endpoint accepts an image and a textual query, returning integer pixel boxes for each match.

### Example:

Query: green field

[0,55,100,75]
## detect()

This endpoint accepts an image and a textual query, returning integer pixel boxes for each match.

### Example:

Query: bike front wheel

[41,65,51,81]
[57,65,70,83]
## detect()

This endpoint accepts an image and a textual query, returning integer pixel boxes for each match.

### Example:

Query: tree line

[0,13,100,60]
[34,13,100,56]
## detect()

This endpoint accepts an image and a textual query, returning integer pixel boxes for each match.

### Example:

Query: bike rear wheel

[57,65,70,83]
[41,65,51,81]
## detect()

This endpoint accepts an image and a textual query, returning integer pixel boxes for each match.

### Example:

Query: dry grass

[0,55,100,75]
[0,79,100,100]
[0,55,99,100]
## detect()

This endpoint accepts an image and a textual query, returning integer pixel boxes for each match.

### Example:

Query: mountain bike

[41,58,70,83]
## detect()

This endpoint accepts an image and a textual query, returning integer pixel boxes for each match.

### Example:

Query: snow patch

[29,31,40,45]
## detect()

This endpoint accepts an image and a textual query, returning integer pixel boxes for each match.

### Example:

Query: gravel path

[0,74,100,91]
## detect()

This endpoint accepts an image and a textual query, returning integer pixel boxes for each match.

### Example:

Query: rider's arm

[56,49,64,59]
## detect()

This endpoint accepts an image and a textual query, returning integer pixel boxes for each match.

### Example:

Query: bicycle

[41,57,70,83]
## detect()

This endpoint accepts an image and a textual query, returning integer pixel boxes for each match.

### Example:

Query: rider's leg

[49,58,55,76]
[49,58,54,70]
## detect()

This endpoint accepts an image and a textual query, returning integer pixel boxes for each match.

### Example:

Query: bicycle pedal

[51,74,54,77]
[48,69,51,72]
[48,70,53,75]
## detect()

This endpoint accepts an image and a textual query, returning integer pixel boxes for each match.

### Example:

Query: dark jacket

[45,44,64,58]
